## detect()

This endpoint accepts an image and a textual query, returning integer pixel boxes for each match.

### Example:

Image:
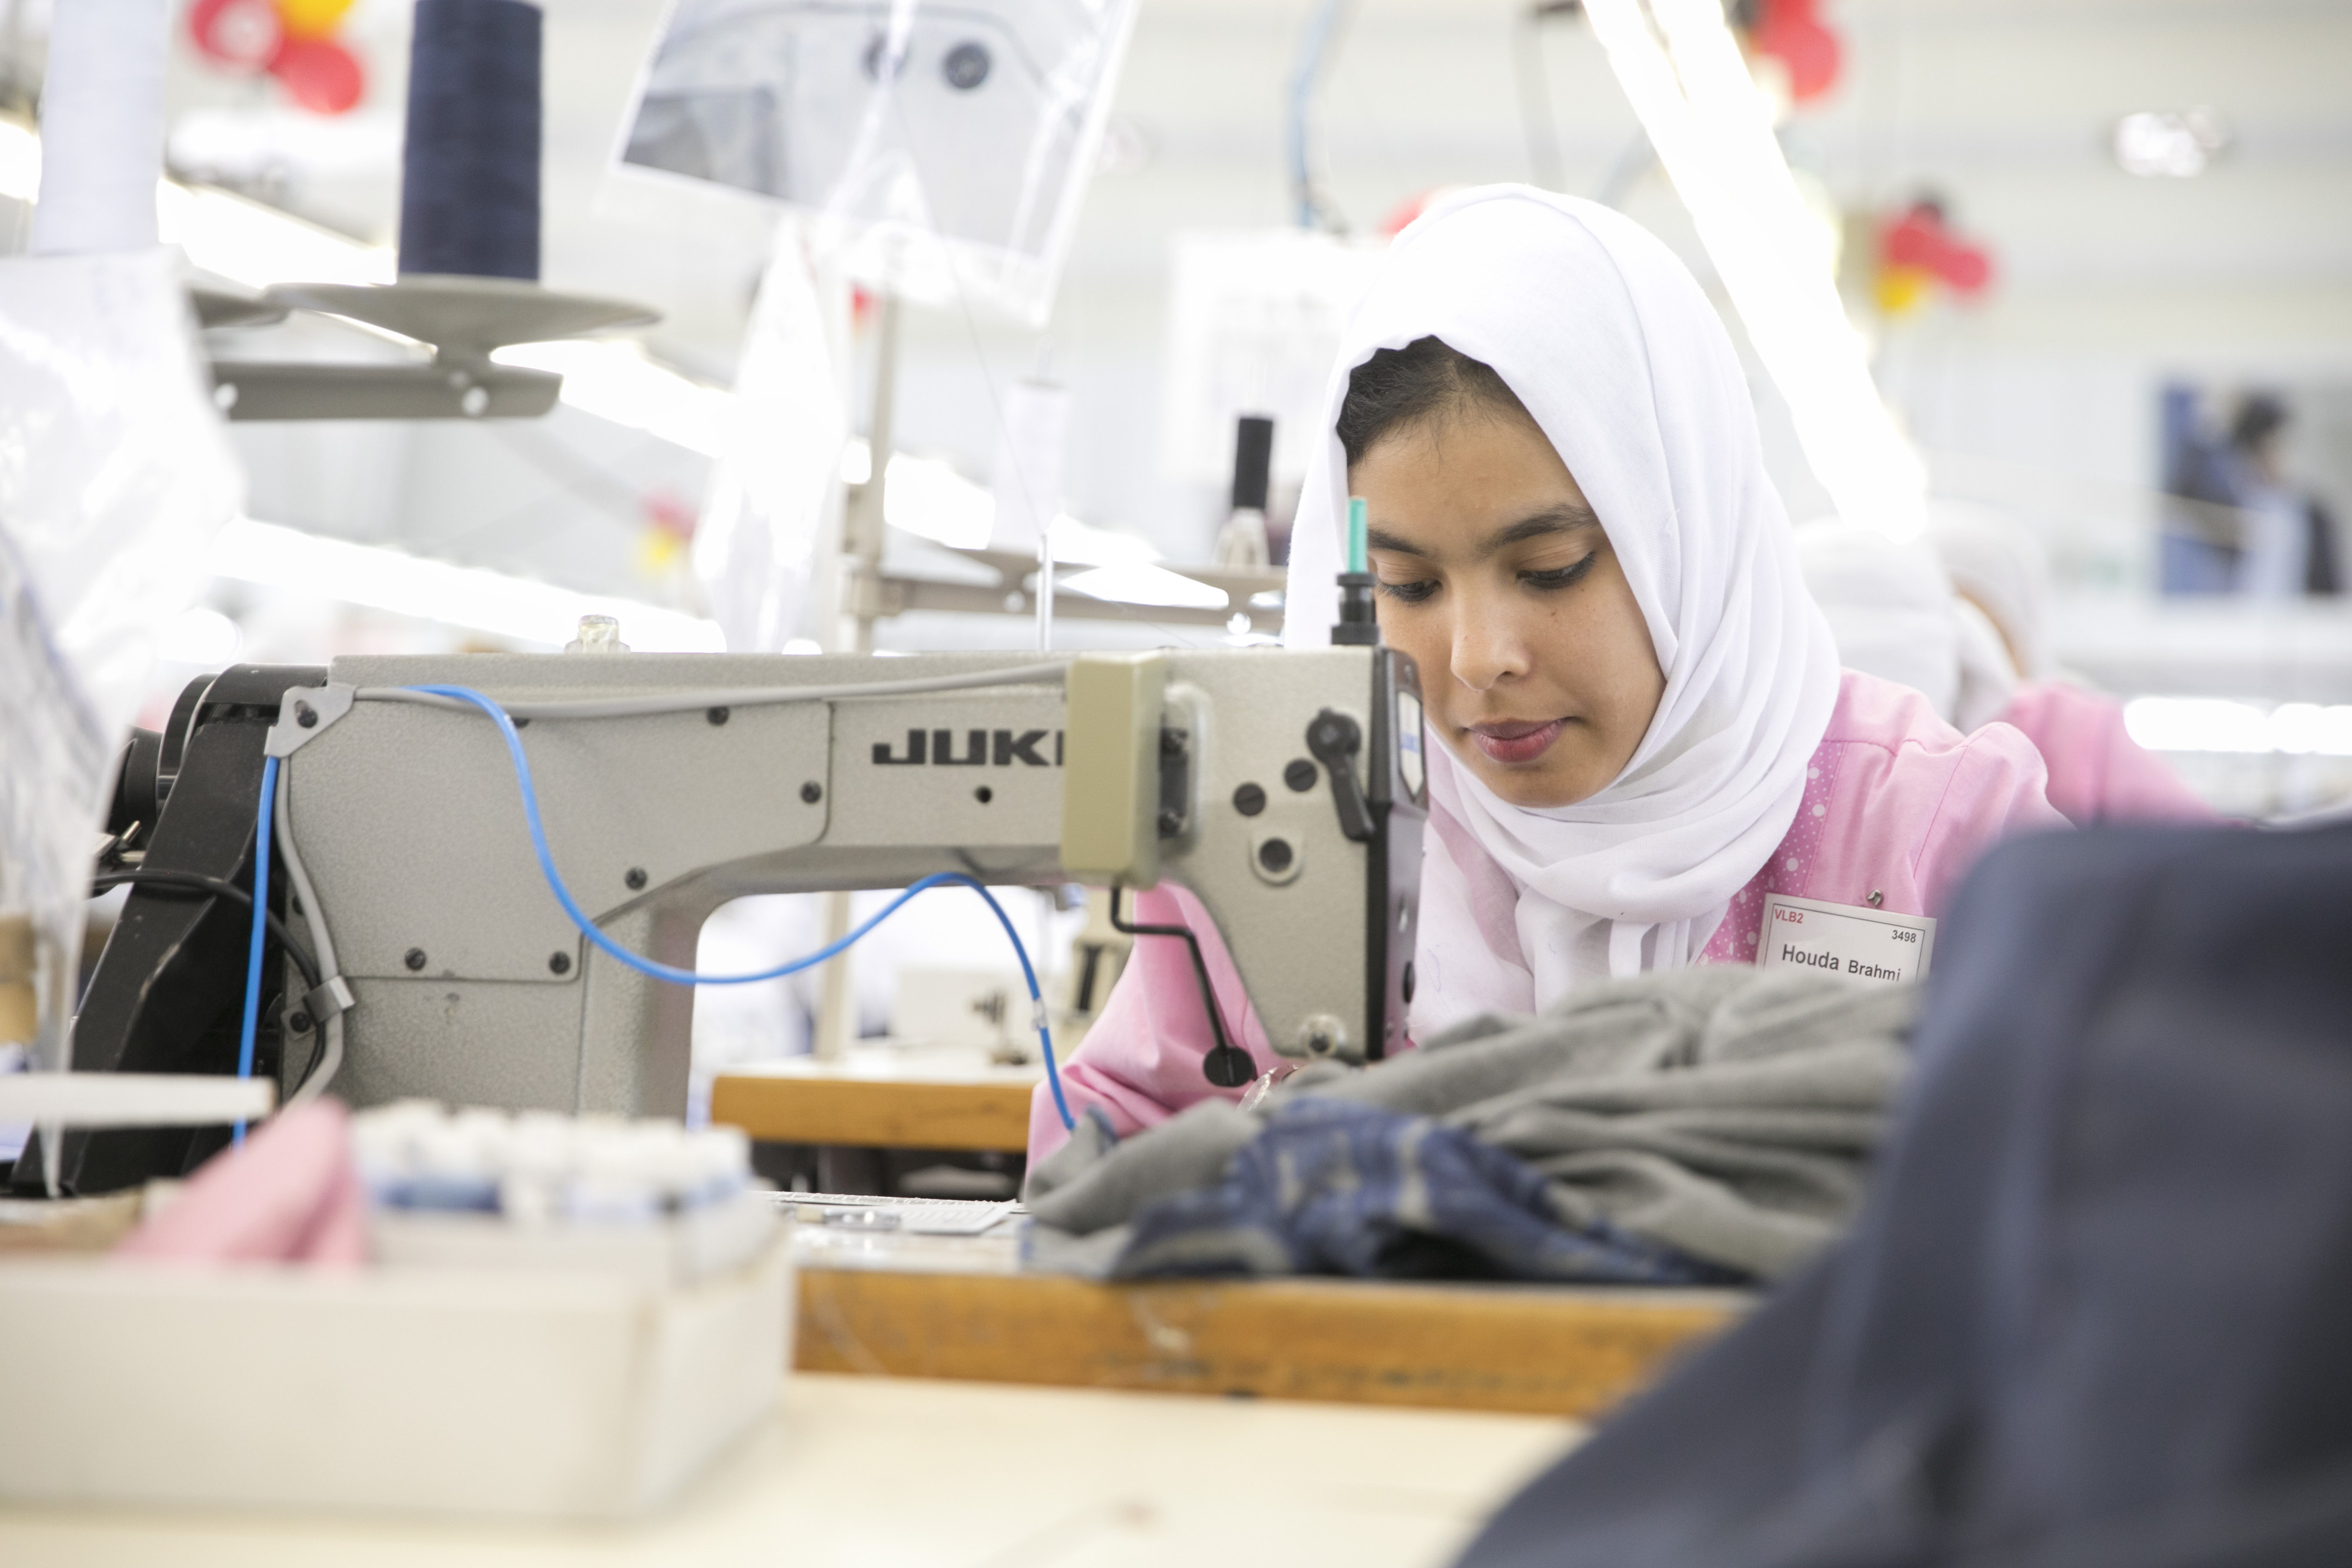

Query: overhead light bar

[4,118,393,286]
[2124,697,2352,757]
[492,339,733,458]
[1060,563,1228,611]
[158,180,393,290]
[2113,109,2231,179]
[0,119,37,202]
[1581,0,1929,537]
[836,437,1165,567]
[212,517,724,651]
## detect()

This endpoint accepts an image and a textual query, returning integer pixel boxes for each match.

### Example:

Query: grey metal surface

[289,684,830,982]
[214,361,562,421]
[296,650,1423,1116]
[265,276,660,357]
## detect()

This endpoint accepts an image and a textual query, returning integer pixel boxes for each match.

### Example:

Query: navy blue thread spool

[399,0,542,281]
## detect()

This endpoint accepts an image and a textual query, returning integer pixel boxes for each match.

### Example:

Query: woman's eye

[1376,578,1439,605]
[1521,553,1598,592]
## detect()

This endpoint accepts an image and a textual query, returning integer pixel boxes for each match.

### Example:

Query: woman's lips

[1465,717,1567,765]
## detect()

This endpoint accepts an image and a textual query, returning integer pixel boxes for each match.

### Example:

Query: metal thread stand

[811,296,903,1061]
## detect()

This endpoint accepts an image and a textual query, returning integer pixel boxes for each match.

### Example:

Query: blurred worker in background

[2163,391,2343,599]
[1793,519,2017,733]
[1032,187,2067,1160]
[1797,505,2215,828]
[2227,394,2343,599]
[1927,500,2220,824]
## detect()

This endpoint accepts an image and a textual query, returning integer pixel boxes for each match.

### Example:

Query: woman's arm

[2003,683,2217,826]
[1027,884,1272,1162]
[1913,720,2073,915]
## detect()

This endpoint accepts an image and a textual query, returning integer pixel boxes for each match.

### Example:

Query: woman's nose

[1451,601,1533,691]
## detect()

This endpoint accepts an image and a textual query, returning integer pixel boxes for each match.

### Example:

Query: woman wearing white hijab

[1030,188,2064,1156]
[1923,502,2216,825]
[1793,517,2021,733]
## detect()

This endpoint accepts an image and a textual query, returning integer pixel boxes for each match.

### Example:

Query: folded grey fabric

[1025,966,1915,1282]
[1027,1099,1261,1235]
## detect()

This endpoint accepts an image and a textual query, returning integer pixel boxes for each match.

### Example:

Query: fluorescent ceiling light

[0,119,36,201]
[1050,519,1162,569]
[157,180,393,289]
[1582,0,1928,538]
[2,118,393,285]
[837,437,1162,566]
[157,606,245,666]
[881,449,997,550]
[212,516,724,651]
[2113,109,2231,179]
[1060,564,1228,611]
[2124,697,2352,756]
[493,340,733,458]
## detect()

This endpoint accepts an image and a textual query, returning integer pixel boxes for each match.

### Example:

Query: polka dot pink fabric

[1700,741,1845,965]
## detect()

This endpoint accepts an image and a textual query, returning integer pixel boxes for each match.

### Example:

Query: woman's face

[1354,406,1665,810]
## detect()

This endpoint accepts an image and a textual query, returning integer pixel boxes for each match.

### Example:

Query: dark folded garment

[1454,821,2352,1568]
[1113,1097,1735,1285]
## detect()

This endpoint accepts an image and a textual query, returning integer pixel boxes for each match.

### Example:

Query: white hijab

[1796,516,2019,733]
[1923,499,2053,680]
[1284,187,1841,1004]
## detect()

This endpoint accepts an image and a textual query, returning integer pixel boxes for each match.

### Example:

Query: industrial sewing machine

[25,643,1426,1194]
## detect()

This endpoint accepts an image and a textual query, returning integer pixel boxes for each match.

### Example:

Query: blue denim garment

[1111,1096,1736,1285]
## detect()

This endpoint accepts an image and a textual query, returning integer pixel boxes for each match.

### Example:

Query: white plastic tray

[0,1228,791,1520]
[370,1189,779,1286]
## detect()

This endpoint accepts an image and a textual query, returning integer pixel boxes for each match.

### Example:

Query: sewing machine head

[47,646,1425,1186]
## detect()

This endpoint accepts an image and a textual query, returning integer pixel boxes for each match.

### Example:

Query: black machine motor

[11,665,325,1196]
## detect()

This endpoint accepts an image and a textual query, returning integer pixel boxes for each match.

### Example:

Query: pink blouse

[1992,681,2216,827]
[1029,670,2068,1161]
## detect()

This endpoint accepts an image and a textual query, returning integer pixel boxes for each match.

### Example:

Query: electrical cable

[353,661,1067,723]
[274,758,347,1107]
[1285,0,1353,232]
[400,683,1076,1129]
[1595,129,1656,209]
[89,870,320,994]
[230,755,279,1145]
[1512,2,1569,191]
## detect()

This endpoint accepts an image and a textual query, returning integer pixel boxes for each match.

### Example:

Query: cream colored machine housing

[279,648,1428,1118]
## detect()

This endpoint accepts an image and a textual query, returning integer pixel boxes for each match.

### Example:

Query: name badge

[1756,894,1935,985]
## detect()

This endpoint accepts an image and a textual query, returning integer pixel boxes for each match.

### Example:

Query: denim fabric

[1112,1097,1732,1285]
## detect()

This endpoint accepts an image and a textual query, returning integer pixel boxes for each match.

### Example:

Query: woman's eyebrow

[1364,526,1429,557]
[1477,506,1602,559]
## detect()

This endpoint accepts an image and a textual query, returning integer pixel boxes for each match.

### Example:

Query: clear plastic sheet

[691,229,850,652]
[0,249,244,1084]
[619,0,1140,326]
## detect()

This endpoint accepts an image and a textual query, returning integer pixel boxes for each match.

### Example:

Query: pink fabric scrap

[114,1099,369,1268]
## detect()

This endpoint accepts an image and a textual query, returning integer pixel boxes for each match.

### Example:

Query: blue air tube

[232,754,280,1146]
[409,686,1075,1131]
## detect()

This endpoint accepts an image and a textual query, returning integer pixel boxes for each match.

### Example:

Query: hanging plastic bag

[0,248,245,1079]
[691,226,851,652]
[619,0,1140,327]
